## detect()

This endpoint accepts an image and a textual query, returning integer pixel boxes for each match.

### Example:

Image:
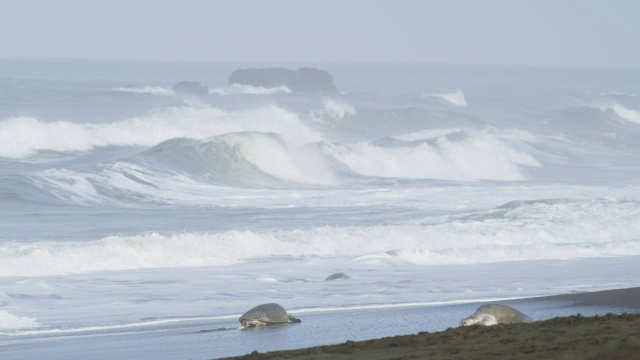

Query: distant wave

[111,86,174,96]
[0,105,321,159]
[0,198,637,276]
[0,310,39,330]
[423,90,467,107]
[600,91,639,98]
[210,83,292,95]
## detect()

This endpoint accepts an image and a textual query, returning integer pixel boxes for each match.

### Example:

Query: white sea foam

[605,103,640,124]
[322,130,539,181]
[0,105,322,158]
[424,90,467,107]
[0,311,40,330]
[111,86,174,96]
[1,199,637,276]
[210,83,292,95]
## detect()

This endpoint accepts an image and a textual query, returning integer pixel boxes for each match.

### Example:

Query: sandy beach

[221,287,640,360]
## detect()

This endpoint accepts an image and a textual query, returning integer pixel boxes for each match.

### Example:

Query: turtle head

[288,315,301,323]
[460,317,476,326]
[239,320,260,329]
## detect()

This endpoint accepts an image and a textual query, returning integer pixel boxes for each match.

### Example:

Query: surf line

[0,314,240,337]
[288,295,541,315]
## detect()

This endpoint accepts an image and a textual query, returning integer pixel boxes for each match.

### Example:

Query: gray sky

[1,0,639,67]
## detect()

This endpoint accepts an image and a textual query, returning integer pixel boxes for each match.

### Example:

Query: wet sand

[542,287,640,309]
[221,287,640,360]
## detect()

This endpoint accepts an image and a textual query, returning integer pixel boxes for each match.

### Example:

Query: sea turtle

[460,304,533,326]
[238,303,301,329]
[325,273,350,281]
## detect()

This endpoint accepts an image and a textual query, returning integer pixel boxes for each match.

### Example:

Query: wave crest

[0,105,321,159]
[111,86,174,96]
[210,83,292,95]
[1,198,637,276]
[32,132,337,203]
[604,103,640,124]
[423,90,467,107]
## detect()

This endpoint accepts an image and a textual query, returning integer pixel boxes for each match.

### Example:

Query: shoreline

[539,287,640,309]
[221,287,640,360]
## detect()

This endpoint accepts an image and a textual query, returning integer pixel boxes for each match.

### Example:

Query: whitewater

[1,61,639,359]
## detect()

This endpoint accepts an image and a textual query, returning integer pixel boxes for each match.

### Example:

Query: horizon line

[1,57,639,70]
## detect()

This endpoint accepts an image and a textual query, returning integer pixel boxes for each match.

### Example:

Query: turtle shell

[239,303,292,325]
[473,304,533,324]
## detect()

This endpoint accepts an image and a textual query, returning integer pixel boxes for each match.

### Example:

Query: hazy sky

[1,0,638,66]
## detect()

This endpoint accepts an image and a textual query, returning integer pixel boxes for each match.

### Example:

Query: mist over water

[1,61,639,351]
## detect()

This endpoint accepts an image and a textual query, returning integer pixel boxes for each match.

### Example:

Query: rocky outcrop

[228,67,338,92]
[171,81,210,96]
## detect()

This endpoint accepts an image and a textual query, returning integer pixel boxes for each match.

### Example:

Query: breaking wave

[210,83,292,95]
[603,103,640,124]
[29,128,540,206]
[0,105,321,158]
[320,129,540,181]
[27,128,542,206]
[31,132,337,203]
[423,90,467,107]
[137,132,336,187]
[0,198,637,276]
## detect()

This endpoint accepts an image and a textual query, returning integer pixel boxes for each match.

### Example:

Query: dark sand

[221,287,640,360]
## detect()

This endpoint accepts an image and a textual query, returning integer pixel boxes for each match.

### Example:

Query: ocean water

[1,60,640,358]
